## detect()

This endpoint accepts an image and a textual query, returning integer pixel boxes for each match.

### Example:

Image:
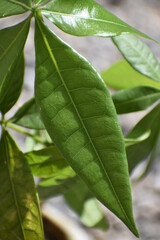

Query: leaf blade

[35,18,139,236]
[0,131,44,240]
[40,0,150,39]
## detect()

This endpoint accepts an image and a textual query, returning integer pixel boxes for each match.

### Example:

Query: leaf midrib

[36,18,132,227]
[41,10,130,29]
[4,134,26,239]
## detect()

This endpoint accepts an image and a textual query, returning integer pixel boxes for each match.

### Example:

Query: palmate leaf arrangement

[0,0,160,239]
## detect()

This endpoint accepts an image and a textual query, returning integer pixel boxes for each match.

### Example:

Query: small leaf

[0,131,44,240]
[40,0,149,39]
[0,0,31,18]
[0,54,24,114]
[25,146,75,178]
[125,130,151,147]
[11,98,45,129]
[64,180,108,230]
[101,60,160,90]
[113,34,160,82]
[112,86,160,114]
[126,103,160,173]
[35,18,139,236]
[0,18,30,109]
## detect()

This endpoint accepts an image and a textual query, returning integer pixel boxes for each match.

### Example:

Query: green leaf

[0,54,24,114]
[25,146,75,178]
[0,131,44,240]
[101,60,160,90]
[40,0,149,39]
[64,180,108,230]
[113,34,160,82]
[11,98,45,129]
[112,86,160,114]
[0,0,31,18]
[0,18,30,109]
[35,18,139,237]
[125,130,151,147]
[126,103,160,173]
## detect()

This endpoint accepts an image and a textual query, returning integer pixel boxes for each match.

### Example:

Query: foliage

[0,1,160,239]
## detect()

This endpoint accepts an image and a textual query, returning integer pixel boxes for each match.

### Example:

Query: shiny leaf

[40,0,149,38]
[0,18,30,108]
[11,98,45,129]
[35,18,139,237]
[113,34,160,82]
[101,60,160,90]
[125,130,151,147]
[0,0,31,18]
[64,180,108,230]
[126,103,160,173]
[112,86,160,114]
[0,54,24,114]
[0,131,44,240]
[25,146,75,178]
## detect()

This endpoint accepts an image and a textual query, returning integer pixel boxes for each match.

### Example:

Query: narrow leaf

[101,60,160,90]
[0,18,30,107]
[64,180,108,230]
[126,103,160,173]
[0,0,31,18]
[125,130,151,147]
[25,146,75,178]
[40,0,149,39]
[112,86,160,114]
[35,18,139,237]
[0,131,44,240]
[0,54,24,114]
[113,34,160,82]
[11,98,45,129]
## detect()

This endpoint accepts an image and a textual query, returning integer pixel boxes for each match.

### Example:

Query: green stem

[7,122,46,145]
[9,0,32,11]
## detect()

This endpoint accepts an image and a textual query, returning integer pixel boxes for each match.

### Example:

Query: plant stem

[7,122,46,145]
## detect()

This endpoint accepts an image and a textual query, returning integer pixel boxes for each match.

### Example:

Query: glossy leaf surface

[26,146,75,178]
[0,0,31,18]
[0,54,24,114]
[102,60,160,90]
[126,103,160,173]
[0,131,44,240]
[112,86,160,114]
[35,19,138,236]
[11,98,45,129]
[113,34,160,82]
[0,18,30,108]
[40,0,148,38]
[65,180,108,230]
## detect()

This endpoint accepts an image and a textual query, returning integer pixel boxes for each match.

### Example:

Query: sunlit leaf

[35,18,139,236]
[40,0,149,39]
[0,131,44,240]
[101,60,160,90]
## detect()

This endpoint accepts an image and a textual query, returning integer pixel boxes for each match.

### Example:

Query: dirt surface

[1,0,160,239]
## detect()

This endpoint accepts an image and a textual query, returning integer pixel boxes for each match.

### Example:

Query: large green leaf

[113,34,160,82]
[0,54,24,114]
[126,103,160,173]
[0,18,30,109]
[11,98,45,129]
[0,131,44,240]
[101,60,160,90]
[25,146,75,178]
[35,18,139,237]
[40,0,149,38]
[112,86,160,114]
[0,0,32,18]
[64,180,108,230]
